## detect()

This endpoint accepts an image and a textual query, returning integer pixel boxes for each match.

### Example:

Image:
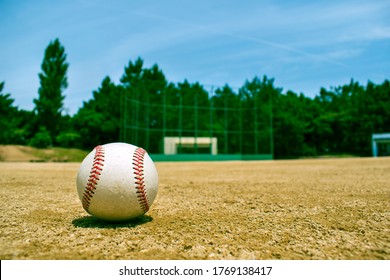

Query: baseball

[76,142,158,222]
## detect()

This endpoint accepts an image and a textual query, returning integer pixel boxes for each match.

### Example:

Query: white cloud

[324,49,363,60]
[339,26,390,42]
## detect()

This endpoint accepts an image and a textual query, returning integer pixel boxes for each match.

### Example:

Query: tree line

[1,39,389,158]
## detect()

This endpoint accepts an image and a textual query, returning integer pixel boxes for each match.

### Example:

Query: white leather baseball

[76,142,158,221]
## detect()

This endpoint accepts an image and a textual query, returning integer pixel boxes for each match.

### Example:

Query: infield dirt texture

[0,157,389,260]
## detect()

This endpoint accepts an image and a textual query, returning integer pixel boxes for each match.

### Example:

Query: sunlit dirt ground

[1,157,389,259]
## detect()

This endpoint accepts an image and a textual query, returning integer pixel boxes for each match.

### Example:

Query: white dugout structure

[372,133,390,157]
[163,137,218,155]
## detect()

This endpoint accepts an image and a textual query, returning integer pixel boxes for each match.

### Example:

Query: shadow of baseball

[72,215,153,229]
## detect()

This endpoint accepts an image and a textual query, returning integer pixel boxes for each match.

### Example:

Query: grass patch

[29,147,89,162]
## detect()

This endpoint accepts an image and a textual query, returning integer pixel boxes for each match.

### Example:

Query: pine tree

[33,38,69,144]
[0,82,16,143]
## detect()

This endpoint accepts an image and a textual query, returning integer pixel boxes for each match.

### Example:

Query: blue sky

[1,0,389,115]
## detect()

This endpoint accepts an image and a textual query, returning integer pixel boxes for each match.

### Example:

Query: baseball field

[0,154,389,260]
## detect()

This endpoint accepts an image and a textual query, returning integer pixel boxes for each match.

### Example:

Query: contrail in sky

[131,11,348,68]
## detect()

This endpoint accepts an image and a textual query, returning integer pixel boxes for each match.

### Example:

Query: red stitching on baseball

[82,145,105,212]
[132,147,149,213]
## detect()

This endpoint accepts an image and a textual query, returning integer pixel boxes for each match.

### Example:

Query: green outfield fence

[120,84,273,161]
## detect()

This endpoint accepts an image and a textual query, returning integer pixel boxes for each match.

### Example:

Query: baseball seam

[132,147,150,213]
[82,145,105,212]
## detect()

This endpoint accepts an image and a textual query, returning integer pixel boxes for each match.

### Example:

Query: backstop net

[120,83,273,161]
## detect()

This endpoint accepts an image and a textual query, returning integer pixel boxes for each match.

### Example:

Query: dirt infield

[0,157,389,260]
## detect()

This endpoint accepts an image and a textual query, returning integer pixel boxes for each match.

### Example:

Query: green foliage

[74,76,122,149]
[1,44,390,158]
[33,38,69,143]
[176,80,210,136]
[212,85,240,154]
[29,127,52,148]
[239,76,279,155]
[0,82,17,143]
[120,58,168,152]
[0,82,34,144]
[311,79,390,157]
[56,131,81,148]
